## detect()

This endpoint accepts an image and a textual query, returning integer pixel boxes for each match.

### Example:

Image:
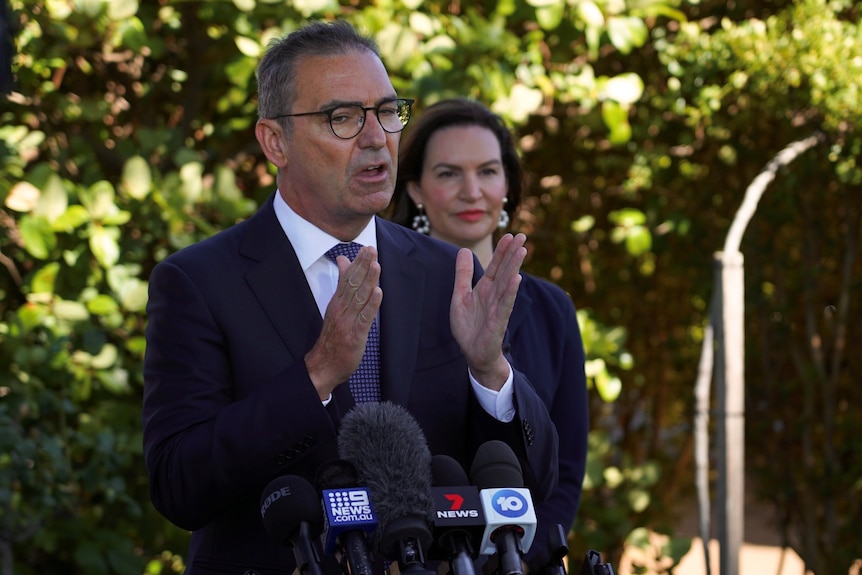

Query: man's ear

[255,119,289,168]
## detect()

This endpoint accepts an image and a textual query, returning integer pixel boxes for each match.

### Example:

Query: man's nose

[357,109,387,148]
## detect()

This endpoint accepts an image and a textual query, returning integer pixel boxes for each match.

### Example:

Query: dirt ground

[616,487,811,575]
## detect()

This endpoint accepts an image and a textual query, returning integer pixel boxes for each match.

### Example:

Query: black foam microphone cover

[337,401,434,558]
[315,458,360,491]
[259,475,326,575]
[469,439,524,488]
[429,453,484,575]
[260,474,325,545]
[431,454,471,487]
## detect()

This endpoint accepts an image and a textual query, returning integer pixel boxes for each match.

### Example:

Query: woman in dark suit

[389,98,589,571]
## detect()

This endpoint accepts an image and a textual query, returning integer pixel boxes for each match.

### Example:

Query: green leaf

[19,215,57,259]
[536,3,565,30]
[602,73,645,105]
[377,22,419,71]
[87,295,120,316]
[291,0,338,17]
[235,36,261,57]
[626,527,651,548]
[92,343,120,370]
[45,0,73,19]
[33,174,68,223]
[179,162,204,204]
[627,488,651,512]
[576,1,605,27]
[53,205,92,232]
[604,466,624,488]
[571,215,596,233]
[101,209,132,226]
[492,84,543,123]
[31,263,60,295]
[79,0,108,17]
[596,373,622,402]
[662,536,694,562]
[608,120,632,145]
[80,180,118,220]
[97,367,131,394]
[408,12,434,36]
[5,181,40,213]
[90,226,121,268]
[118,279,149,312]
[601,99,631,144]
[121,156,153,201]
[232,0,256,11]
[120,18,149,52]
[17,302,48,332]
[126,336,147,355]
[609,208,647,226]
[53,299,89,322]
[625,226,652,256]
[107,0,139,20]
[607,16,649,54]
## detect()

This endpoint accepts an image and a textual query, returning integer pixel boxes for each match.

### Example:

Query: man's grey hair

[256,20,381,129]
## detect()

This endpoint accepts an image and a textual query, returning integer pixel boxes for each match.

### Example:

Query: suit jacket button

[275,454,287,466]
[244,570,260,575]
[522,420,535,446]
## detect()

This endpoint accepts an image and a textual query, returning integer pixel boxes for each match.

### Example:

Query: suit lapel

[241,195,324,364]
[376,220,424,407]
[507,272,531,340]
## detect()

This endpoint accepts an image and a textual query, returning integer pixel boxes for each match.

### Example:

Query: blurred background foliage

[1,0,860,573]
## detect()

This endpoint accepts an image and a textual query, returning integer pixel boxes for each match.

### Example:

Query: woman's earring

[412,203,431,235]
[498,197,510,230]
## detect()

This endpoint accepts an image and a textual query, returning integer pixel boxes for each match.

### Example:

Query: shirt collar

[272,192,378,271]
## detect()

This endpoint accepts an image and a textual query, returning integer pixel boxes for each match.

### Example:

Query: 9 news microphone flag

[316,459,378,575]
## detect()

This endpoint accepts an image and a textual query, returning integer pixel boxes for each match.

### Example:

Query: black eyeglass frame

[269,98,415,140]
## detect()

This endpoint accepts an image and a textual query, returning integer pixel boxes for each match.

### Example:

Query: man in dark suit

[142,20,558,575]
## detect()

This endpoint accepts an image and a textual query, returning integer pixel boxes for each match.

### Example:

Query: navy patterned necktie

[324,242,381,403]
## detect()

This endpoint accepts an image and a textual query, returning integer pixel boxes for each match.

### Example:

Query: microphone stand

[540,524,569,575]
[579,550,615,575]
[389,536,437,575]
[294,522,325,575]
[494,530,525,575]
[440,535,477,575]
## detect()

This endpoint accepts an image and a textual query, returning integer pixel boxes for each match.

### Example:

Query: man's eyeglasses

[270,98,414,140]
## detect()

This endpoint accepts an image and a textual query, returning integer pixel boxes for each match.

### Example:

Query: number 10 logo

[491,489,528,518]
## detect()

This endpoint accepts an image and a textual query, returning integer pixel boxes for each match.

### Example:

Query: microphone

[259,475,325,575]
[469,440,537,575]
[338,401,435,575]
[429,454,484,575]
[315,459,378,575]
